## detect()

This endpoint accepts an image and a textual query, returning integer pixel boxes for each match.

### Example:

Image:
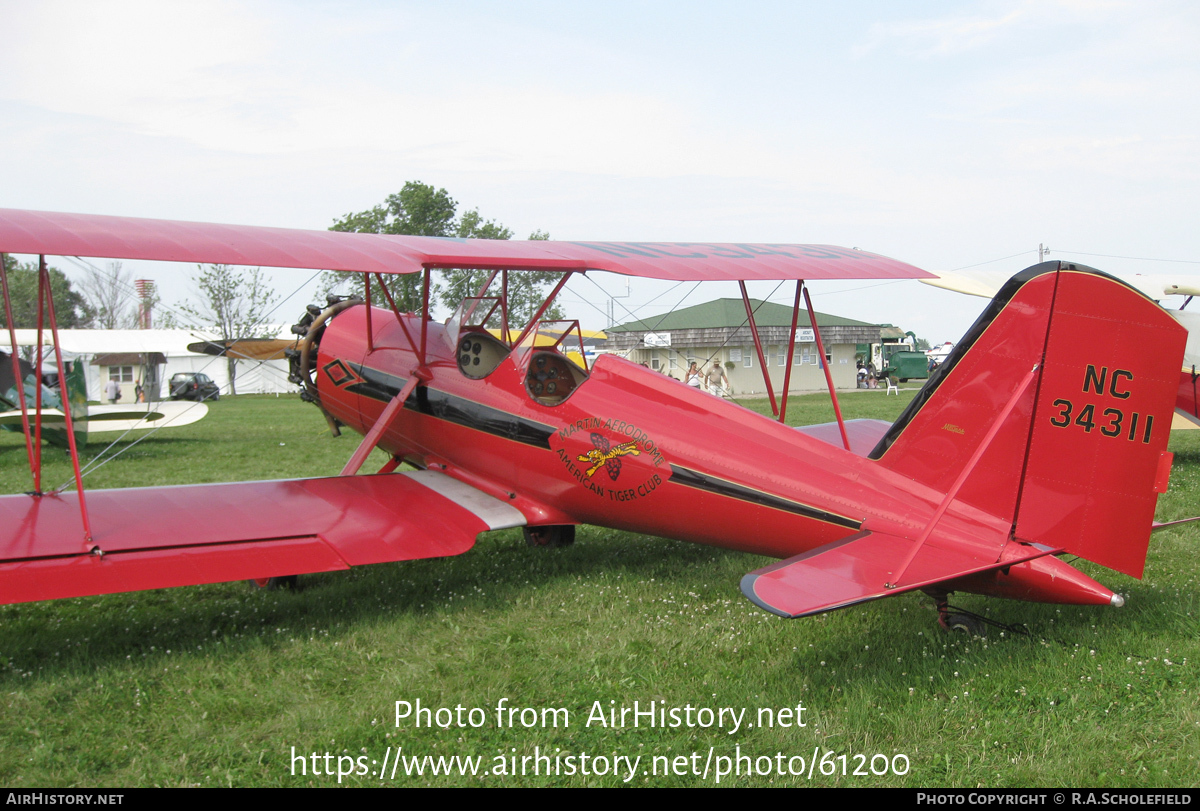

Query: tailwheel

[928,589,986,637]
[249,576,298,591]
[925,590,1030,638]
[523,525,576,548]
[941,612,986,637]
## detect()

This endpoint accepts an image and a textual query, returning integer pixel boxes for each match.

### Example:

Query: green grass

[0,391,1197,787]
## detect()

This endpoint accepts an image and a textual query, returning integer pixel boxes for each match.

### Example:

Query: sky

[1,0,1198,344]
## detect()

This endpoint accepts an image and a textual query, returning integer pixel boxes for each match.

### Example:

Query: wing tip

[739,572,797,618]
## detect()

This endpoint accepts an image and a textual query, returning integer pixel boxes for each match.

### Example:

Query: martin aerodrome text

[395,699,808,735]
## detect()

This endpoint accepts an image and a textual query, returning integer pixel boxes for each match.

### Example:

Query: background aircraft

[1,347,207,447]
[0,210,1186,635]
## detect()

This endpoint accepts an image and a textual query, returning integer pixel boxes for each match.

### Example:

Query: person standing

[706,362,729,397]
[105,377,121,404]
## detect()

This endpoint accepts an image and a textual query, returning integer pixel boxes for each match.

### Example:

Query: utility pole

[1039,243,1050,263]
[605,278,631,329]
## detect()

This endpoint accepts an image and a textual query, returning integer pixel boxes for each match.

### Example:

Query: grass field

[0,390,1197,787]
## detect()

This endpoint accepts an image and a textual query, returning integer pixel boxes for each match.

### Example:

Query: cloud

[854,3,1034,58]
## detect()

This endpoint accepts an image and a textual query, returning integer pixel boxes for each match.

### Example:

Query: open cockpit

[447,284,590,406]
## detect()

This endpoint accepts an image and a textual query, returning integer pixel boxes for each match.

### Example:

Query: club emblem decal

[579,433,641,480]
[550,417,669,501]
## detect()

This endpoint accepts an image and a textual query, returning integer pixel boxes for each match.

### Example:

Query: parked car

[169,372,220,401]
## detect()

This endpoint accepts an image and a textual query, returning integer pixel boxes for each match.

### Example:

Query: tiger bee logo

[577,432,641,480]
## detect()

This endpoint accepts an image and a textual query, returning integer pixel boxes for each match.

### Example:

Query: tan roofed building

[606,299,884,394]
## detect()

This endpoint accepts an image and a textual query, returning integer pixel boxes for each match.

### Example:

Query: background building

[605,298,884,394]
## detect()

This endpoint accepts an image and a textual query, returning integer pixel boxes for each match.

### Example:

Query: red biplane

[0,209,1187,632]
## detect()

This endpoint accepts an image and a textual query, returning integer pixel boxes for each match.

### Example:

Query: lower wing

[0,470,525,604]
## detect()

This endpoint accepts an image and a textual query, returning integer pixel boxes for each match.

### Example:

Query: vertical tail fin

[870,262,1185,578]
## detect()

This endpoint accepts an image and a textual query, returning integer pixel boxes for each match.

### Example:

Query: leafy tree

[324,182,564,328]
[506,229,564,327]
[323,182,461,312]
[77,261,140,329]
[1,254,93,330]
[436,208,515,313]
[174,264,278,395]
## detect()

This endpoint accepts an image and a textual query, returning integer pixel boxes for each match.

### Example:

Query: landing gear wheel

[523,525,576,548]
[927,590,986,637]
[942,613,986,637]
[249,576,298,591]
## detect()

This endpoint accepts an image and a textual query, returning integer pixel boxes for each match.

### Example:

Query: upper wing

[0,470,525,605]
[0,209,930,283]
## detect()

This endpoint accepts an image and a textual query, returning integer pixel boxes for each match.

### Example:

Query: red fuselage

[314,305,1117,608]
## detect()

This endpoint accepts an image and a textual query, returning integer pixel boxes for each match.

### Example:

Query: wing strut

[340,375,421,476]
[363,273,374,352]
[372,272,425,365]
[1,256,94,544]
[738,281,778,416]
[419,268,432,364]
[511,272,574,349]
[41,257,94,543]
[779,281,803,423]
[1,253,37,476]
[803,284,851,451]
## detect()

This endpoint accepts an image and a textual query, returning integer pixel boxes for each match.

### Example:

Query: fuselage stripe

[668,465,862,529]
[346,363,555,449]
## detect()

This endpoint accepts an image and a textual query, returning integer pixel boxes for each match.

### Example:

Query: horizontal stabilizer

[793,419,891,457]
[740,530,1056,618]
[0,470,525,605]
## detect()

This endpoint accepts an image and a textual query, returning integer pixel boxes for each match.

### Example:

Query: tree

[77,261,139,329]
[436,208,515,312]
[506,229,564,327]
[323,182,461,312]
[174,264,278,395]
[1,254,93,330]
[323,182,564,327]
